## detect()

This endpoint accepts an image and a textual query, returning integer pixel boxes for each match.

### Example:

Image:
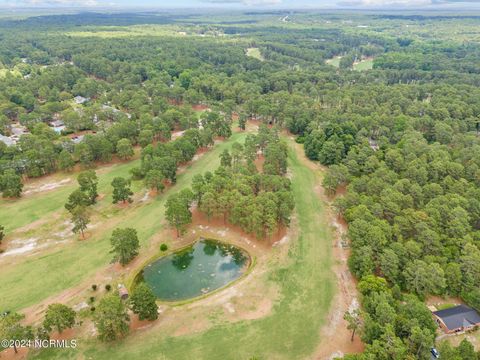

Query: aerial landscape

[0,0,480,359]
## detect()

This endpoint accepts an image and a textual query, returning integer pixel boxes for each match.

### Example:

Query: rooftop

[433,305,480,331]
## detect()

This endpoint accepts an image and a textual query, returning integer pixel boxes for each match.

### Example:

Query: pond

[141,239,250,301]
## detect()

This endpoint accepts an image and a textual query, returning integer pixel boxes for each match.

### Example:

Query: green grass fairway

[31,138,335,360]
[0,161,139,233]
[353,59,373,71]
[326,56,341,68]
[0,132,248,312]
[246,47,264,61]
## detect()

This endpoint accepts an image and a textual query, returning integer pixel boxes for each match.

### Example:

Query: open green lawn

[31,138,335,360]
[326,56,341,68]
[0,161,139,233]
[353,59,373,71]
[246,47,264,61]
[0,132,248,312]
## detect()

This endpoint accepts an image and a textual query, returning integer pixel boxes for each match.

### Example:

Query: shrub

[91,284,97,291]
[160,243,168,251]
[89,296,95,303]
[105,284,112,291]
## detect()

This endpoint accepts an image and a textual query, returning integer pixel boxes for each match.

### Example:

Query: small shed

[433,305,480,334]
[49,119,64,127]
[118,284,129,300]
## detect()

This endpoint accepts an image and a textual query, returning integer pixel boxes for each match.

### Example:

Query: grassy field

[0,132,248,312]
[0,68,22,78]
[246,47,264,61]
[0,160,140,233]
[326,56,341,68]
[31,137,335,360]
[65,25,185,38]
[353,59,373,71]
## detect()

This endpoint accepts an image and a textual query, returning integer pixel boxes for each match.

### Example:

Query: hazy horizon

[1,0,480,11]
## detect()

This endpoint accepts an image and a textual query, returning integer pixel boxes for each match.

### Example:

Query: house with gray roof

[433,305,480,334]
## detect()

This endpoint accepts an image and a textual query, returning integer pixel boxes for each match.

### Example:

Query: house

[74,96,90,105]
[101,104,132,119]
[49,120,64,127]
[433,305,480,334]
[10,123,29,136]
[0,134,14,147]
[49,119,65,133]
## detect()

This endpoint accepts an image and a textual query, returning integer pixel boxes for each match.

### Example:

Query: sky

[1,0,480,10]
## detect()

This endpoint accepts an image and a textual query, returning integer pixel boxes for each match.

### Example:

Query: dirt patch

[129,313,155,331]
[254,155,265,172]
[190,207,287,247]
[0,346,29,360]
[171,130,185,140]
[0,237,40,257]
[173,319,210,336]
[23,178,72,195]
[192,104,210,112]
[115,202,131,209]
[426,295,464,309]
[50,327,77,341]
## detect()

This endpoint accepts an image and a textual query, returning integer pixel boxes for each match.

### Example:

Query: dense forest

[0,10,479,359]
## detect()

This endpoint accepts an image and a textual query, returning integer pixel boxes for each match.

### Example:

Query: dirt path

[290,140,364,359]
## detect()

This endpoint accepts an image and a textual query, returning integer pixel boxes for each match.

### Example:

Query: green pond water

[141,239,250,301]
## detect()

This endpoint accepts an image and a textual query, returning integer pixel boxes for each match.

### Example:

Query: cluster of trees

[306,63,480,360]
[343,275,480,359]
[0,11,398,199]
[1,282,159,351]
[110,228,140,265]
[165,126,294,239]
[64,170,98,238]
[93,282,158,342]
[325,126,480,303]
[0,303,76,354]
[132,116,229,192]
[0,169,22,198]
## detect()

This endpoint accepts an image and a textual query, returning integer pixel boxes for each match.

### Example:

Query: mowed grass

[0,161,139,233]
[32,139,335,360]
[353,59,373,71]
[246,47,264,61]
[0,132,248,312]
[326,56,341,68]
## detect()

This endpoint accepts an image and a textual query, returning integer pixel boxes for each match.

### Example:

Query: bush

[105,284,112,291]
[90,307,95,312]
[91,284,97,291]
[89,296,95,303]
[160,243,168,252]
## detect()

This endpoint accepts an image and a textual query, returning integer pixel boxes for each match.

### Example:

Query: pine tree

[130,283,158,321]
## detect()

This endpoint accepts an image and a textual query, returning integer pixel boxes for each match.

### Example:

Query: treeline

[165,125,294,239]
[307,71,480,360]
[132,111,231,186]
[0,106,231,197]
